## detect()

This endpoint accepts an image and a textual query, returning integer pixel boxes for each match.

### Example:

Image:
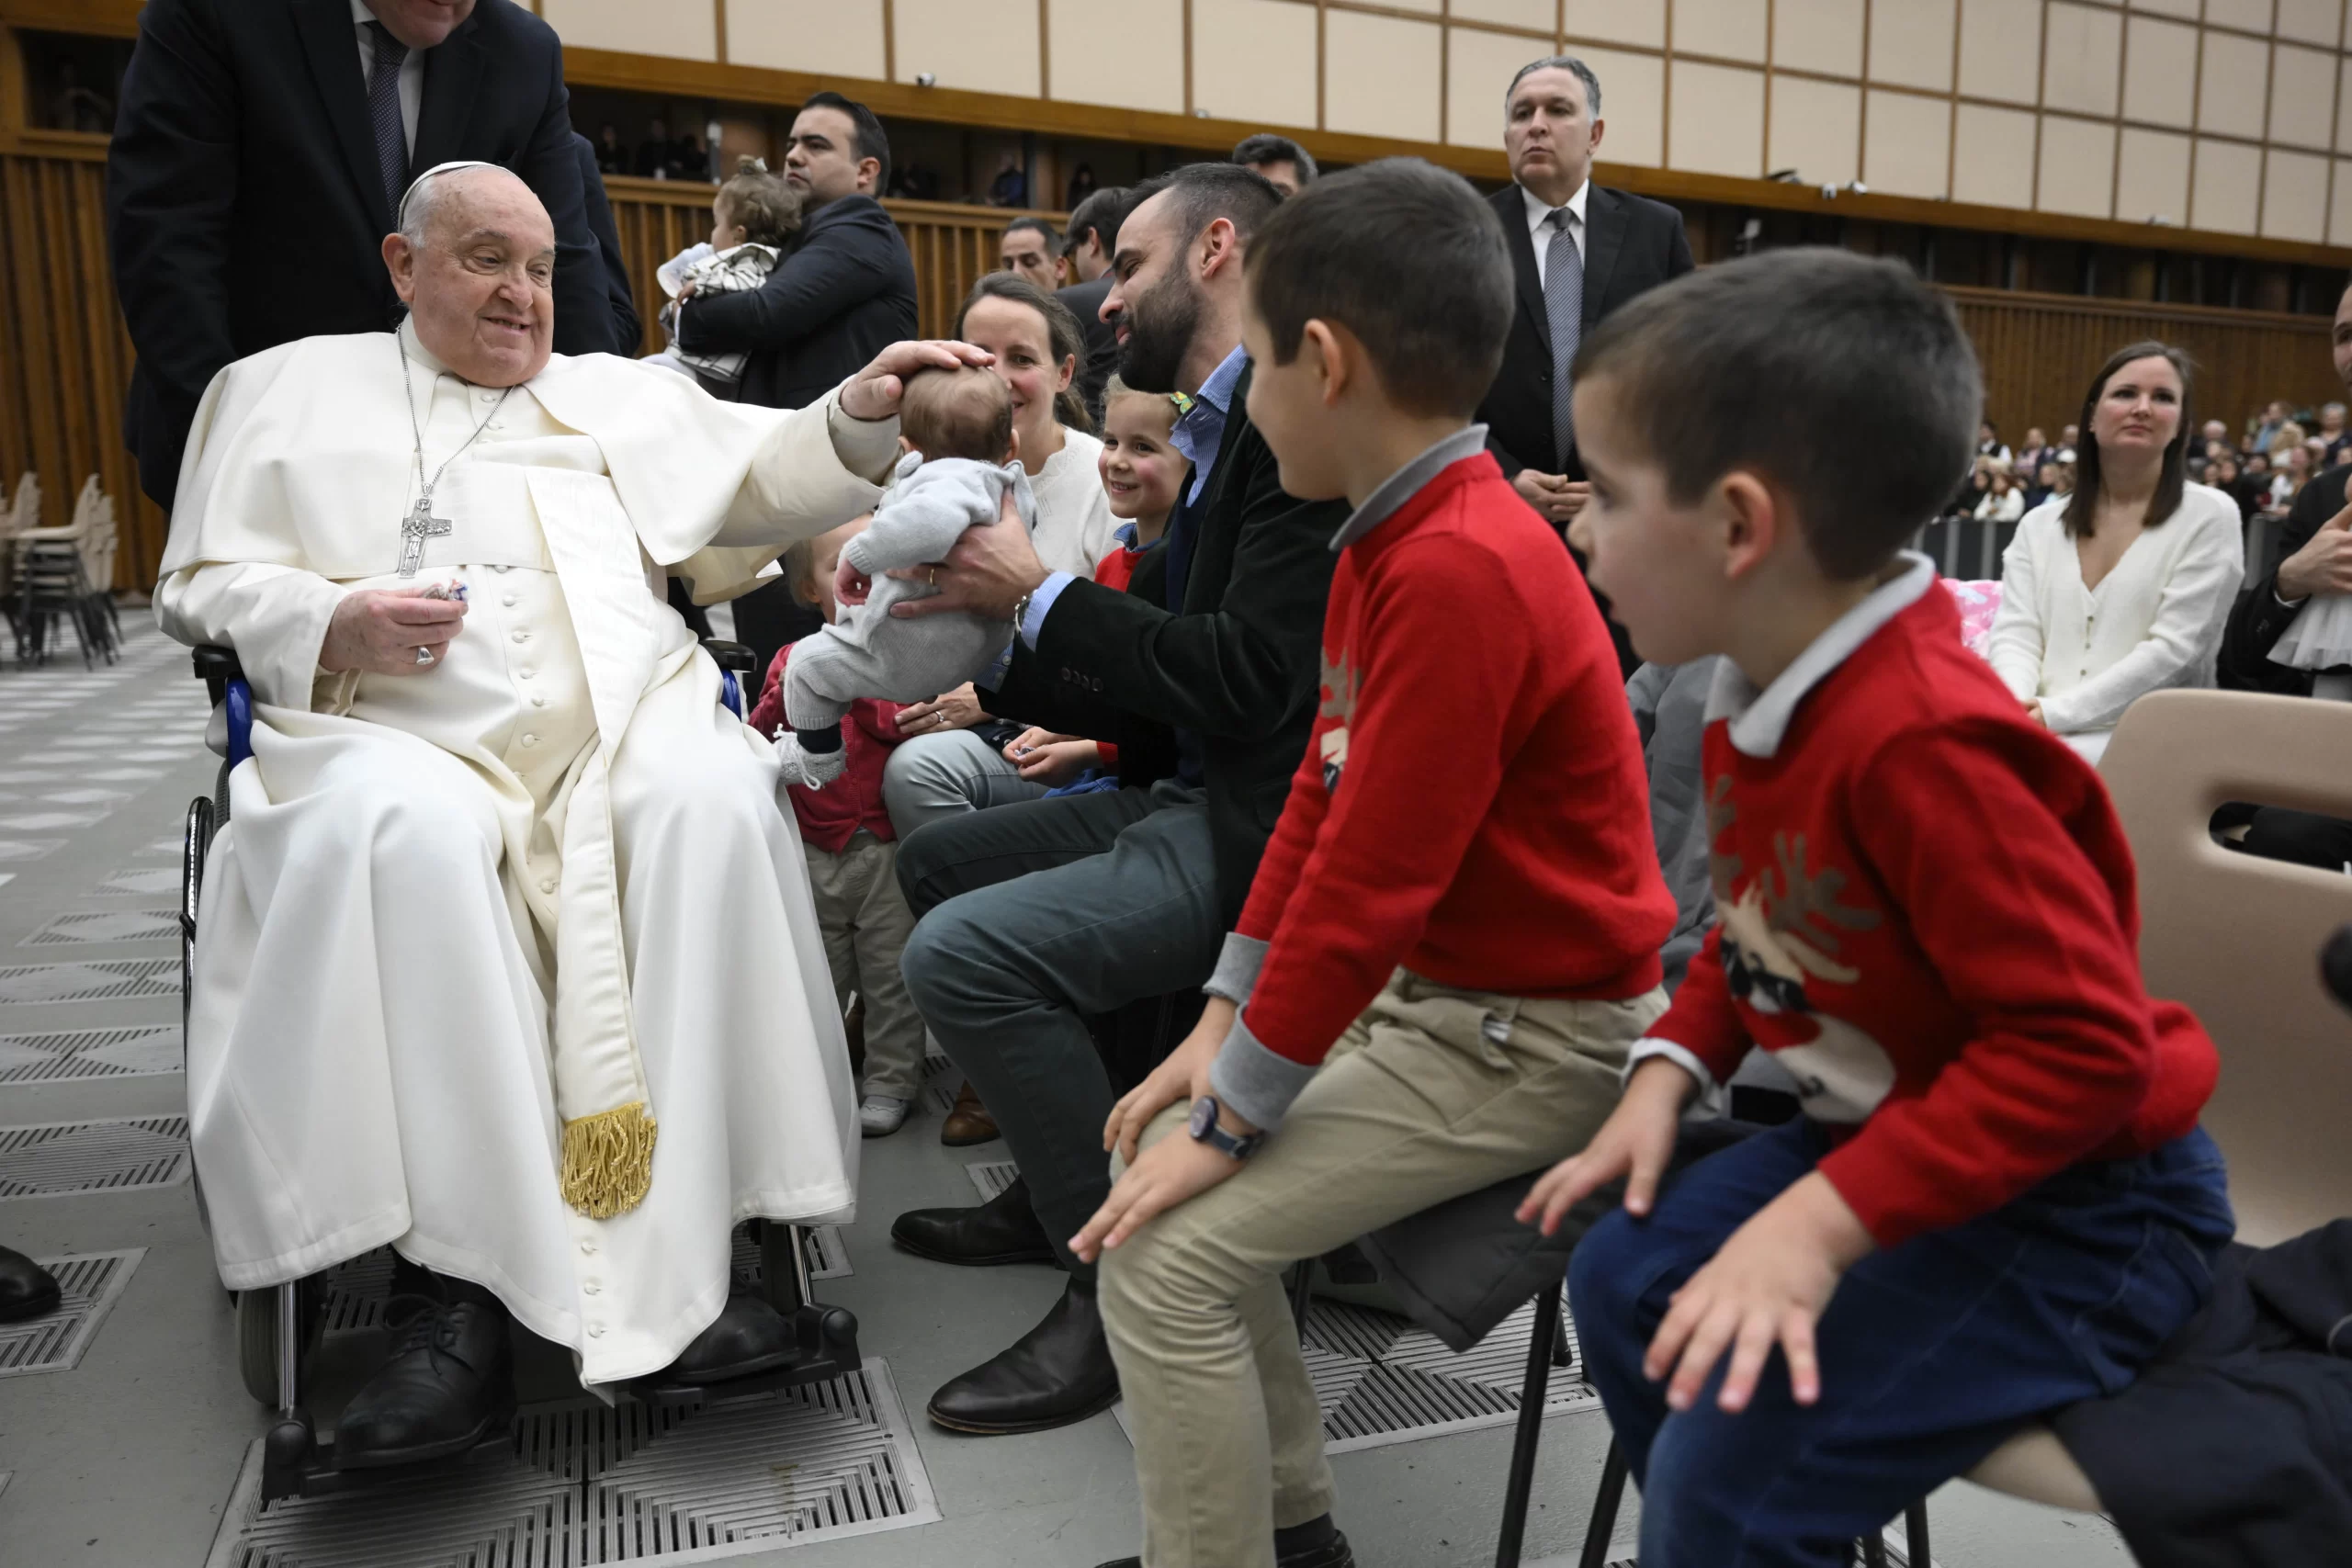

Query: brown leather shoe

[940,1078,1001,1146]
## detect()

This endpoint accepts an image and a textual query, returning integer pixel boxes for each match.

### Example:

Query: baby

[643,157,800,391]
[775,367,1038,787]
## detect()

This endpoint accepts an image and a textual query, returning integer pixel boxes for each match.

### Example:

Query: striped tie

[366,21,410,217]
[1544,208,1585,472]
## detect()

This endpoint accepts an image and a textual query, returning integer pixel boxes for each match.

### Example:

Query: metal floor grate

[0,1026,181,1084]
[0,1115,191,1198]
[0,1248,143,1377]
[0,957,180,1003]
[24,909,181,946]
[729,1223,852,1283]
[205,1360,940,1567]
[965,1161,1018,1202]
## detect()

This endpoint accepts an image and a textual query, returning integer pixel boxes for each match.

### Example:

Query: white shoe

[859,1094,911,1137]
[774,730,848,789]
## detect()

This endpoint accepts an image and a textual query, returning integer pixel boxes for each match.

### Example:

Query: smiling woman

[951,272,1115,580]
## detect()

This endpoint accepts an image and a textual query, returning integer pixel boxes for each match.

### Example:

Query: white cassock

[157,321,895,1386]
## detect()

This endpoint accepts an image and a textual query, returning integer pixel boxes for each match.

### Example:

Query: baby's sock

[774,723,847,789]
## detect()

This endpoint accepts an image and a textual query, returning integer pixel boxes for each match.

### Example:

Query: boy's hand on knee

[1645,1171,1874,1416]
[1103,998,1233,1164]
[1070,1130,1246,1263]
[1516,1056,1691,1234]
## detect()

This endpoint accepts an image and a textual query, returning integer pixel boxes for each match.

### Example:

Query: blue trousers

[1567,1118,2233,1568]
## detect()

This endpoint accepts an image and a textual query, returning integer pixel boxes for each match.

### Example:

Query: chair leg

[1575,1436,1629,1568]
[1495,1280,1563,1567]
[1904,1499,1930,1565]
[1288,1257,1316,1339]
[1860,1529,1891,1567]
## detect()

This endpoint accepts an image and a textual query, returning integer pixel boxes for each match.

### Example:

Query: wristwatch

[1188,1095,1266,1161]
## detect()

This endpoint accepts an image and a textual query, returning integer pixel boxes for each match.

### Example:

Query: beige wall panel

[2192,137,2264,232]
[2278,0,2344,46]
[1768,75,1860,186]
[2332,160,2352,243]
[2115,127,2192,224]
[1453,27,1534,147]
[1867,0,1955,90]
[2037,115,2116,218]
[1190,0,1318,128]
[1951,102,2039,206]
[1461,0,1566,34]
[1772,0,1864,78]
[2196,30,2272,140]
[1049,0,1183,113]
[724,0,885,78]
[2268,44,2337,147]
[2205,0,2277,34]
[1477,44,1666,165]
[2262,149,2331,240]
[1668,61,1765,177]
[2341,58,2352,150]
[895,0,1039,96]
[2041,3,2123,117]
[1325,11,1442,143]
[543,0,716,61]
[1674,0,1769,63]
[1957,0,2043,106]
[1379,0,1443,12]
[1560,0,1666,48]
[2131,0,2200,17]
[1863,87,1951,197]
[2123,16,2199,128]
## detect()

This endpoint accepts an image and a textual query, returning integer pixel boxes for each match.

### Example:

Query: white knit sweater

[1985,482,2245,739]
[1027,427,1119,579]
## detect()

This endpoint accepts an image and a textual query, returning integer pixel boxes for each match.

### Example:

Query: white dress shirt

[1521,180,1589,289]
[350,0,423,158]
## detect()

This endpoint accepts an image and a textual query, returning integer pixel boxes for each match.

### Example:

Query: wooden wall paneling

[4,155,64,531]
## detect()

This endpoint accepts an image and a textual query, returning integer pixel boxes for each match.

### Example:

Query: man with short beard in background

[872,163,1352,1439]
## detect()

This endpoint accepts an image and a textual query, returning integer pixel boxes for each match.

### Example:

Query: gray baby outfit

[783,452,1039,731]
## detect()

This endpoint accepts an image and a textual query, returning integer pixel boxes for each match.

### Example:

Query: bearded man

[872,162,1350,1437]
[158,162,970,1464]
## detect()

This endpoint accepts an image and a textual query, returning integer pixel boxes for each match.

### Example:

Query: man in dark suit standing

[107,0,617,510]
[1474,54,1690,667]
[676,90,920,676]
[1057,184,1130,425]
[572,132,641,357]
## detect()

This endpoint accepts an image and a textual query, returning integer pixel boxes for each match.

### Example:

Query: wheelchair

[181,637,863,1505]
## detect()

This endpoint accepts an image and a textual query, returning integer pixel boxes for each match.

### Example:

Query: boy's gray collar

[1704,551,1937,759]
[1329,425,1491,551]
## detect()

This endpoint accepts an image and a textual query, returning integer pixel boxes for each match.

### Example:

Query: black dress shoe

[1095,1519,1355,1568]
[0,1245,60,1323]
[928,1279,1118,1434]
[892,1173,1057,1268]
[664,1292,797,1384]
[335,1293,515,1469]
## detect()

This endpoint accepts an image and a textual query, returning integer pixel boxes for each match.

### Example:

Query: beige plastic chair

[1957,687,2352,1517]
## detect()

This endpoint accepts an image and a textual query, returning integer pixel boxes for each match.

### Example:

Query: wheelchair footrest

[631,1301,863,1409]
[258,1409,516,1506]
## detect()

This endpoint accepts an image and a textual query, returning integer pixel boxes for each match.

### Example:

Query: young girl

[645,158,800,391]
[1002,377,1188,787]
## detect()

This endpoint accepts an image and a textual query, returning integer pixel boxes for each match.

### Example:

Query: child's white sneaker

[774,731,848,789]
[859,1094,911,1137]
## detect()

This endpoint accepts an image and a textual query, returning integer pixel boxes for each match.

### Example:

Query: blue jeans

[1567,1119,2233,1568]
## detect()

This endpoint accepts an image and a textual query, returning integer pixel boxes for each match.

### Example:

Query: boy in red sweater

[1527,250,2233,1567]
[1065,160,1675,1568]
[747,519,928,1139]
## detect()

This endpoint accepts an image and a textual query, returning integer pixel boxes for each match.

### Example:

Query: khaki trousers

[801,832,925,1100]
[1098,971,1666,1568]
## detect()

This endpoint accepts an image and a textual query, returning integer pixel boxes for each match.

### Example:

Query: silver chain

[397,334,515,513]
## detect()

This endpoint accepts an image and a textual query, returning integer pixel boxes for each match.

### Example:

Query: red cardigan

[1236,451,1673,1063]
[747,643,906,852]
[1645,581,2220,1248]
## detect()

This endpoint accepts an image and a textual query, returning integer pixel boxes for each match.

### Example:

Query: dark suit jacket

[107,0,613,508]
[1475,181,1694,482]
[573,133,640,356]
[2220,462,2350,695]
[982,363,1348,925]
[1057,275,1118,424]
[675,193,918,412]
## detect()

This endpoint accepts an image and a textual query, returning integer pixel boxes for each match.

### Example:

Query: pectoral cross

[398,492,452,578]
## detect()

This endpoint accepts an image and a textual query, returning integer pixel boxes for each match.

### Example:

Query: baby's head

[899,366,1018,466]
[712,156,801,250]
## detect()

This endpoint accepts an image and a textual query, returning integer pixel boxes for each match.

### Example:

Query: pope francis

[156,162,953,1465]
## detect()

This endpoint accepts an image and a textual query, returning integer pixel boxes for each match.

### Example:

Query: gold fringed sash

[560,1101,658,1218]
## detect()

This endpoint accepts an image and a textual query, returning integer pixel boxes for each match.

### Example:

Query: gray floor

[0,621,2138,1566]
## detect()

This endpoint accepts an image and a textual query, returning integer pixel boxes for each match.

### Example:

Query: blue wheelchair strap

[225,680,254,770]
[721,670,743,719]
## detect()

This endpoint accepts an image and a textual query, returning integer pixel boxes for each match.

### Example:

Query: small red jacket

[747,642,905,852]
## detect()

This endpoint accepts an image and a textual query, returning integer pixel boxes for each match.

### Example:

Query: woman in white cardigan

[1986,342,2245,763]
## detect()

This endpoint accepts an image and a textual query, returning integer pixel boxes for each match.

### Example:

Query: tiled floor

[0,622,2136,1566]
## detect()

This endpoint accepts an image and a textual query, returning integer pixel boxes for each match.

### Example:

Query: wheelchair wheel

[236,1280,324,1410]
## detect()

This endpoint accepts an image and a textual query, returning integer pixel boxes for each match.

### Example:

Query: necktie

[1544,208,1585,472]
[366,21,410,218]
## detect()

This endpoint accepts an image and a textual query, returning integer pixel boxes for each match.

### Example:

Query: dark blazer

[1057,275,1119,423]
[107,0,614,509]
[2219,462,2349,695]
[572,133,640,356]
[983,363,1349,926]
[1475,181,1694,482]
[674,193,918,412]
